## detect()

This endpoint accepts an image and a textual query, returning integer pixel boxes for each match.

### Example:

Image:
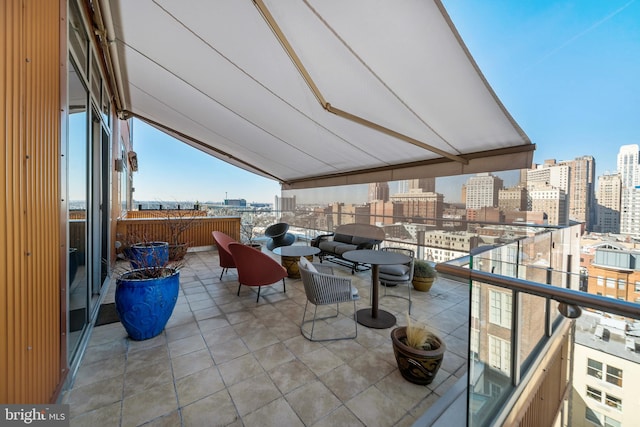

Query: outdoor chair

[264,222,295,251]
[212,231,237,280]
[298,257,358,341]
[378,247,415,314]
[229,242,287,302]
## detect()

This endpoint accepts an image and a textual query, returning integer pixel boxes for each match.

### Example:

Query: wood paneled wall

[116,217,242,248]
[1,0,64,403]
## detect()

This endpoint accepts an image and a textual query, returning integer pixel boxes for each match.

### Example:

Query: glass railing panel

[468,279,515,427]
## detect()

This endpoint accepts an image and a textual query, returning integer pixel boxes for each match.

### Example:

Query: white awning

[101,0,533,189]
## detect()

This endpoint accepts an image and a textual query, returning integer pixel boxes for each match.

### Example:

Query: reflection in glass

[68,58,89,357]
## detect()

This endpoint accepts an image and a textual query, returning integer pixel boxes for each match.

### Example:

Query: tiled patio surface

[63,249,469,427]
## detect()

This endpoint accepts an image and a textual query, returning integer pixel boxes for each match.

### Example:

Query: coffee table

[342,249,411,328]
[273,246,321,279]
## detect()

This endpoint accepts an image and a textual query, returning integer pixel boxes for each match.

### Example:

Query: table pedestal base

[356,308,396,329]
[281,255,313,279]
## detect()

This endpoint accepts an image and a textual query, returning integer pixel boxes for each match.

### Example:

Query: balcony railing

[436,223,640,426]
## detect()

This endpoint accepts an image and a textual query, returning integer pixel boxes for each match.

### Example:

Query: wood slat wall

[1,0,63,403]
[116,217,242,248]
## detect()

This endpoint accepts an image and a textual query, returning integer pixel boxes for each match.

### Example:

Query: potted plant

[390,315,445,385]
[412,259,436,292]
[163,209,197,261]
[115,248,182,341]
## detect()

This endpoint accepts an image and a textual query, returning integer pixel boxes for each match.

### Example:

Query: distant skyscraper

[274,195,296,213]
[529,185,568,226]
[595,174,621,233]
[368,182,389,202]
[408,178,435,193]
[498,185,527,212]
[559,156,596,230]
[617,144,640,188]
[617,145,640,236]
[465,173,503,209]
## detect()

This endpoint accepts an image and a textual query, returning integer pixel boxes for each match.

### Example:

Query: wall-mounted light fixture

[115,158,124,172]
[127,151,138,171]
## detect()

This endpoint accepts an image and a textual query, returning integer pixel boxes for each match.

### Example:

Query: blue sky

[131,0,640,204]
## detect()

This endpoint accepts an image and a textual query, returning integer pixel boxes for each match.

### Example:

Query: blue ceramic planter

[129,241,169,269]
[115,268,179,340]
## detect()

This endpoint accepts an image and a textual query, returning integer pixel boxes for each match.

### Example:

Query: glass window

[587,358,603,379]
[585,408,601,424]
[489,290,512,328]
[606,278,615,288]
[605,394,622,411]
[617,279,625,290]
[607,365,622,387]
[635,281,640,292]
[597,276,604,286]
[586,385,601,402]
[604,416,622,427]
[489,335,510,375]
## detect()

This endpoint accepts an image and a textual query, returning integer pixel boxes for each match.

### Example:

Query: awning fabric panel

[106,0,533,189]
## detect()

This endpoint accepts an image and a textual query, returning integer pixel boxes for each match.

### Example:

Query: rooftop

[63,248,469,426]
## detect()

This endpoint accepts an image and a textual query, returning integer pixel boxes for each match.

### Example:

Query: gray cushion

[379,272,411,282]
[351,236,374,246]
[334,244,358,255]
[379,264,410,276]
[333,233,352,244]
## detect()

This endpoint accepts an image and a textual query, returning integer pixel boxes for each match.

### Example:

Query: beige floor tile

[241,397,303,427]
[227,373,282,416]
[124,359,173,397]
[321,364,372,401]
[210,338,249,365]
[73,354,126,388]
[138,410,181,427]
[127,333,167,354]
[286,380,341,425]
[67,375,124,418]
[225,310,255,325]
[176,366,226,406]
[181,390,238,427]
[346,386,407,427]
[168,334,206,358]
[172,348,214,379]
[348,352,396,384]
[253,342,295,372]
[218,353,264,386]
[268,359,317,395]
[282,335,324,357]
[70,401,121,427]
[202,325,239,347]
[165,320,201,342]
[126,345,170,373]
[89,323,128,347]
[121,382,177,427]
[193,306,223,321]
[81,338,128,365]
[197,315,231,332]
[241,327,280,352]
[375,370,430,412]
[312,405,364,427]
[325,339,368,363]
[298,347,345,377]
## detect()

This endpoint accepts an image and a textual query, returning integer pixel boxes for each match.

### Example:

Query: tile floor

[62,249,469,427]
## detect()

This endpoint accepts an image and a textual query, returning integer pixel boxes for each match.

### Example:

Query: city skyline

[130,0,639,203]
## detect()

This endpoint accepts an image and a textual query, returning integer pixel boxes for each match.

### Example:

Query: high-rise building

[498,185,527,212]
[595,174,621,234]
[390,189,444,227]
[368,182,389,202]
[529,184,568,226]
[617,144,640,188]
[274,195,296,213]
[408,178,436,193]
[465,173,504,209]
[560,156,596,230]
[618,145,640,237]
